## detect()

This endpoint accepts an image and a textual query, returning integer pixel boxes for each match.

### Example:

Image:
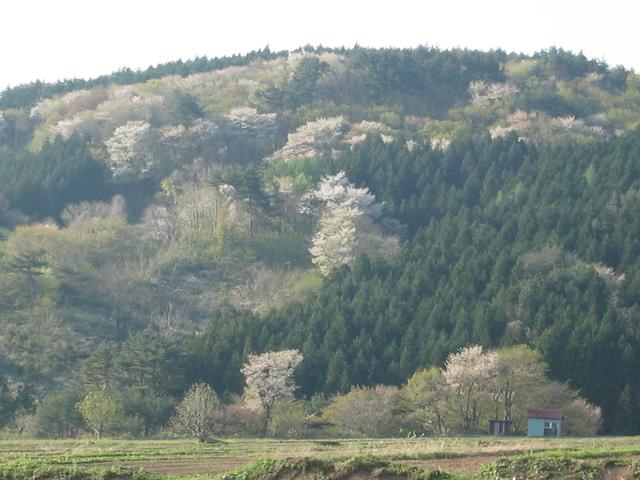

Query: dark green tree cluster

[340,46,506,115]
[35,329,183,437]
[256,56,329,111]
[0,135,109,220]
[186,132,640,433]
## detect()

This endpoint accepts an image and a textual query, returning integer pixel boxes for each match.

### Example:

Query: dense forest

[1,45,640,437]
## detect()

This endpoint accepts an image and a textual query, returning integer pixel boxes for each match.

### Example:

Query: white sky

[1,0,639,88]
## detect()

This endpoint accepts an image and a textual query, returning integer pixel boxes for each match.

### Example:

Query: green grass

[0,458,162,480]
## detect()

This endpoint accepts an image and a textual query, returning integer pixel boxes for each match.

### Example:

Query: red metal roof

[527,409,564,420]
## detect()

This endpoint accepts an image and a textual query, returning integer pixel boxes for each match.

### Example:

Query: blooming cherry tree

[241,349,303,433]
[267,116,347,162]
[105,121,155,178]
[300,172,396,275]
[443,345,498,433]
[309,204,359,275]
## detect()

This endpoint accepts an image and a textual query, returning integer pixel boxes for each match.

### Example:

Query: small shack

[527,409,564,437]
[489,419,513,435]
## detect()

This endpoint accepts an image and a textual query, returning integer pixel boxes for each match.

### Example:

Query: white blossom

[443,346,498,393]
[430,137,451,151]
[593,263,625,284]
[241,350,303,414]
[470,81,519,106]
[95,93,165,126]
[142,204,178,244]
[301,172,397,275]
[309,204,359,275]
[31,89,108,120]
[299,171,381,217]
[226,107,277,132]
[443,345,498,433]
[405,139,417,151]
[189,118,219,137]
[104,121,154,177]
[171,383,221,441]
[267,116,347,162]
[160,124,187,140]
[344,121,393,147]
[50,117,83,138]
[224,107,278,148]
[489,125,515,140]
[490,109,606,141]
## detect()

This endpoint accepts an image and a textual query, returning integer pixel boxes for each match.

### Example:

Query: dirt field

[1,436,640,478]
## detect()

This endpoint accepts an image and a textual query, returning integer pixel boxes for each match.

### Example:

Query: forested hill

[1,46,640,435]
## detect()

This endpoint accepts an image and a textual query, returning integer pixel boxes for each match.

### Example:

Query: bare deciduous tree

[61,195,126,228]
[172,383,221,442]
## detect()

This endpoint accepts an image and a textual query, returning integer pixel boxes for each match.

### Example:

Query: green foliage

[256,56,329,111]
[0,135,109,219]
[164,90,203,125]
[220,457,450,480]
[267,400,309,438]
[584,163,596,186]
[323,386,402,437]
[476,457,601,480]
[34,389,84,438]
[0,459,160,480]
[343,46,504,115]
[420,119,468,143]
[76,390,125,438]
[265,157,332,194]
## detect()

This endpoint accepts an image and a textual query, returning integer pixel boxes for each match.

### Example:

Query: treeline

[4,45,623,117]
[1,344,600,439]
[0,47,287,110]
[256,46,506,116]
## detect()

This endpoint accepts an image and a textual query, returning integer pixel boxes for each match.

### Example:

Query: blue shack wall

[527,418,562,437]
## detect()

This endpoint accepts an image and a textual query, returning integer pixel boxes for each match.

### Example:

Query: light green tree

[488,345,547,426]
[399,367,449,436]
[267,400,308,438]
[323,385,401,437]
[76,390,124,438]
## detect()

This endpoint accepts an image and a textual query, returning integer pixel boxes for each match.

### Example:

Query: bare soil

[400,455,502,474]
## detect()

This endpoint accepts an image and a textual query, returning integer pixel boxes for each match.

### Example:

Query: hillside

[1,46,640,435]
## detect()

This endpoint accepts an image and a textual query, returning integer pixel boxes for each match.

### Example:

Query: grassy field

[1,436,640,479]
